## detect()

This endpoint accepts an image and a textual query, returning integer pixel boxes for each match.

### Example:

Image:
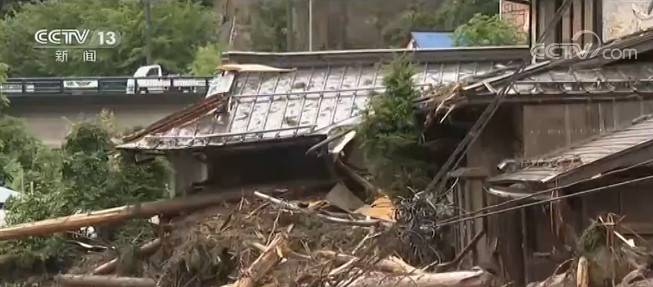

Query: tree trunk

[55,274,155,287]
[0,191,248,241]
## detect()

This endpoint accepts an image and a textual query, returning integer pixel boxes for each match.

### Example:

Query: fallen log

[347,269,496,287]
[0,191,249,241]
[92,238,162,275]
[234,234,288,287]
[54,274,155,287]
[315,250,422,274]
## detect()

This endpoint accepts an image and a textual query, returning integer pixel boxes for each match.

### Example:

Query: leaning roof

[490,115,653,185]
[120,47,529,151]
[460,28,653,100]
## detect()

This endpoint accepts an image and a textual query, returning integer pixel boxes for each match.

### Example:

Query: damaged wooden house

[119,47,529,198]
[118,1,653,285]
[425,0,653,285]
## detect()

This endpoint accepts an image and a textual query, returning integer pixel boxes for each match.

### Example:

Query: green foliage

[0,116,54,191]
[0,113,170,261]
[189,43,222,76]
[381,3,442,48]
[0,63,7,111]
[358,57,430,198]
[251,0,288,52]
[381,0,500,47]
[453,13,527,46]
[434,0,500,31]
[0,0,219,76]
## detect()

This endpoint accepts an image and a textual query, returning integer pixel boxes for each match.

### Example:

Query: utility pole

[143,0,153,64]
[308,0,313,51]
[286,0,294,51]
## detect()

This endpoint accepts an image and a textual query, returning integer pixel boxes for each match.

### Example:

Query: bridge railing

[0,76,214,97]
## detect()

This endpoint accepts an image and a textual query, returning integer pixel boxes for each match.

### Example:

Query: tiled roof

[121,48,527,150]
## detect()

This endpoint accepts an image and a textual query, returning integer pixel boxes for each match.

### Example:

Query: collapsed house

[119,47,529,197]
[117,2,653,285]
[421,0,653,283]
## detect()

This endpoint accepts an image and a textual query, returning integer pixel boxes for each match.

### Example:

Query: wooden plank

[530,0,538,45]
[572,0,584,44]
[562,0,572,43]
[538,0,557,44]
[584,0,596,45]
[234,234,287,287]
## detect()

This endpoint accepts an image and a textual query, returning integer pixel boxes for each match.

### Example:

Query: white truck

[1,64,211,96]
[126,64,209,94]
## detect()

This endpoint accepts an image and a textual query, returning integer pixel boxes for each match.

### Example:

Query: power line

[424,61,528,196]
[424,0,575,196]
[436,173,653,228]
[439,157,653,225]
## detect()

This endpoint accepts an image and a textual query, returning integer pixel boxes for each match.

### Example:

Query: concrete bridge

[7,94,201,146]
[2,76,209,146]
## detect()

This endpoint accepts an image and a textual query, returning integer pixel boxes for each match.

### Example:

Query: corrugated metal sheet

[123,58,520,150]
[475,62,653,96]
[491,115,653,184]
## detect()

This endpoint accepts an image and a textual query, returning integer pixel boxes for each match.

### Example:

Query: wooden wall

[463,105,524,283]
[459,99,653,284]
[533,0,600,47]
[522,100,653,159]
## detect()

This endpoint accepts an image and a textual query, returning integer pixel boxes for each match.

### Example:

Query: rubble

[528,214,653,287]
[0,181,505,287]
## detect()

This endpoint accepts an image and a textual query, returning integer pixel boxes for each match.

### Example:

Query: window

[146,68,159,77]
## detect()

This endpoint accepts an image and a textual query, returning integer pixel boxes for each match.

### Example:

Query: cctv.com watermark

[530,30,638,61]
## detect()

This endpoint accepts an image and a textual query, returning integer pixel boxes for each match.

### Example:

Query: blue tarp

[410,32,454,48]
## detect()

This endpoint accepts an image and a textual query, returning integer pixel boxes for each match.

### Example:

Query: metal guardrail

[0,76,214,97]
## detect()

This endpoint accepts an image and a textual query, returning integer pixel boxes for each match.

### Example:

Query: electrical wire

[424,0,575,196]
[438,157,653,225]
[436,173,653,228]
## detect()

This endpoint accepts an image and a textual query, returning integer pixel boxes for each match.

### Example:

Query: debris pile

[529,214,653,287]
[0,184,499,287]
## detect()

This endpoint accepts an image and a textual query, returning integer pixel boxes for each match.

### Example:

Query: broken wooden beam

[347,269,496,287]
[0,191,249,241]
[253,191,385,227]
[436,230,485,271]
[335,158,382,196]
[92,238,162,275]
[54,274,155,287]
[315,250,421,274]
[234,234,288,287]
[577,257,589,287]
